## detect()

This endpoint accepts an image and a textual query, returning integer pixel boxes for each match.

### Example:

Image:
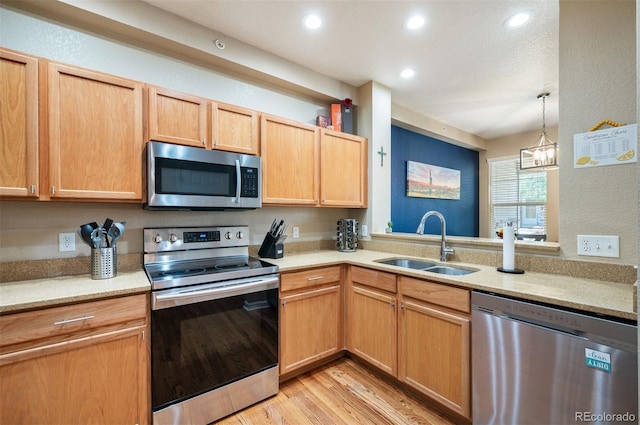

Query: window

[489,156,547,241]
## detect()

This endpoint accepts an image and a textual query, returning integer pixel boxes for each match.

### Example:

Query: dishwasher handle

[502,312,586,339]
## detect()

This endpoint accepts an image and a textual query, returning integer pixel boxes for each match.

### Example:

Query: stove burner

[160,268,207,278]
[214,262,248,270]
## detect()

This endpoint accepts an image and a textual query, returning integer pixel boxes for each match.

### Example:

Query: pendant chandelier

[520,92,558,170]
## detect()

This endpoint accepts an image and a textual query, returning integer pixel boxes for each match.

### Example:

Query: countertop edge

[269,250,637,321]
[0,270,150,314]
[0,252,636,322]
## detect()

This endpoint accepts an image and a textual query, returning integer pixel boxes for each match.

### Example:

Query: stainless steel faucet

[416,210,455,262]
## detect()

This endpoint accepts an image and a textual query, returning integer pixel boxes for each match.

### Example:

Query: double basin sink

[375,258,477,276]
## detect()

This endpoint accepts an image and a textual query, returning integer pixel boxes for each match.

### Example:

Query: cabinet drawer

[281,266,341,292]
[0,294,147,349]
[351,266,396,293]
[399,276,470,313]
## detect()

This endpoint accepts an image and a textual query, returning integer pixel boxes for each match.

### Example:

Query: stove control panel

[184,231,220,243]
[144,226,250,254]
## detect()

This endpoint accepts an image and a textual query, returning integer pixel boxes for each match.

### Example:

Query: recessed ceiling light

[405,14,425,30]
[400,68,415,79]
[504,11,532,28]
[303,14,322,30]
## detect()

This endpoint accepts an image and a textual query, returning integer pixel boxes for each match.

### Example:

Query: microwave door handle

[234,159,241,203]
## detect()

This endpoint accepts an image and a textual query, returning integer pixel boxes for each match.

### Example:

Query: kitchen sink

[423,266,475,276]
[375,258,477,275]
[375,258,437,270]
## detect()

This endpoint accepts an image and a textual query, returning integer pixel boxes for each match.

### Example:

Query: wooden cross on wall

[377,146,387,167]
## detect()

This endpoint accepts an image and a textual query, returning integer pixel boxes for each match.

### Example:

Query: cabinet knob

[30,184,36,194]
[50,186,56,195]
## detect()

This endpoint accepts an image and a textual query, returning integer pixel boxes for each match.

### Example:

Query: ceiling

[142,0,559,141]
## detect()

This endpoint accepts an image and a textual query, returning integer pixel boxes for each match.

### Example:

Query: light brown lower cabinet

[279,266,343,376]
[398,276,471,420]
[281,265,472,421]
[346,266,397,376]
[0,294,150,425]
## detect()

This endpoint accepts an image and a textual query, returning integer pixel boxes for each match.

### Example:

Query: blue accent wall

[390,125,479,236]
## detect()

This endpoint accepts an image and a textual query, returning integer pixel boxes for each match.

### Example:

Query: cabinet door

[280,285,342,375]
[146,86,207,148]
[0,327,149,425]
[0,49,39,198]
[398,299,470,419]
[211,102,259,154]
[261,114,319,205]
[47,63,144,201]
[320,129,367,207]
[348,284,397,376]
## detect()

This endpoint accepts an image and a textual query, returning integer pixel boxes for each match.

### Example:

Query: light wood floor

[215,357,457,425]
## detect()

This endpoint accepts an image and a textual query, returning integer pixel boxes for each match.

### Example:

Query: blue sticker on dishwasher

[585,348,611,373]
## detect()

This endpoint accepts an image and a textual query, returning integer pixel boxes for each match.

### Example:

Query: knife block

[258,232,284,259]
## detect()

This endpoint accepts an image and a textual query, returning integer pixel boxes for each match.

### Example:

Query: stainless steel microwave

[145,141,261,210]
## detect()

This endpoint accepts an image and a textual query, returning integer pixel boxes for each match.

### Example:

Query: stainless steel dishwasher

[472,291,637,425]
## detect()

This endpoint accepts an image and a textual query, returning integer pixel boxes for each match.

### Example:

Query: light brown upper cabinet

[319,129,368,207]
[261,114,368,207]
[210,102,259,155]
[146,86,259,154]
[146,86,207,148]
[261,114,320,205]
[0,48,39,198]
[46,62,144,201]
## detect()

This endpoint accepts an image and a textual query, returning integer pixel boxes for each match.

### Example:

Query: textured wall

[0,6,349,262]
[559,0,637,264]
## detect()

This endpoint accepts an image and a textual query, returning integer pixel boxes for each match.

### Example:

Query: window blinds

[489,156,547,239]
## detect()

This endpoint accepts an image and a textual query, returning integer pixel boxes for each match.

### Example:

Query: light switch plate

[577,235,619,258]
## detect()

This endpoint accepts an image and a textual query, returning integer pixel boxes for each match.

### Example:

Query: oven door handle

[152,274,279,310]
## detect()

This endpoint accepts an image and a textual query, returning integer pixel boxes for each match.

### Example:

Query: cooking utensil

[79,223,96,247]
[101,218,114,247]
[109,222,125,247]
[90,228,104,249]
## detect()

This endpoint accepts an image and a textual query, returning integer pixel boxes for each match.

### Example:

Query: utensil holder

[336,218,358,252]
[91,247,117,279]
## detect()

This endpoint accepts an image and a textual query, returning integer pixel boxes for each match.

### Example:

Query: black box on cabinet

[341,105,356,134]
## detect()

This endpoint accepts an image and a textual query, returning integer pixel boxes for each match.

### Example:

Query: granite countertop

[0,270,149,314]
[267,249,637,321]
[0,250,636,321]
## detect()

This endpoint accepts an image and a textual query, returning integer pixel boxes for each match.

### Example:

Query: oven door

[151,274,279,414]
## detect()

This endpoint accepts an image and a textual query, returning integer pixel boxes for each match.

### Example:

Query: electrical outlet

[59,232,76,252]
[577,235,619,258]
[292,226,300,239]
[361,224,368,237]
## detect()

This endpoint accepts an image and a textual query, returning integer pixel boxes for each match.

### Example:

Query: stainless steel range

[144,225,279,425]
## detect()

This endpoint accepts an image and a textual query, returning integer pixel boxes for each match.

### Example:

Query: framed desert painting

[406,160,460,200]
